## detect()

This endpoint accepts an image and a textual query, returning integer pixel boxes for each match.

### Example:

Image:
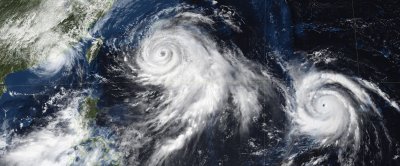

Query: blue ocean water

[1,0,400,165]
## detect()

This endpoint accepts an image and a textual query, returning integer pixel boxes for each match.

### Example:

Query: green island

[86,38,104,64]
[82,97,100,119]
[78,97,122,164]
[74,136,121,165]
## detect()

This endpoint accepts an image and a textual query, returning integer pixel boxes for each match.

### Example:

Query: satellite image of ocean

[1,0,400,165]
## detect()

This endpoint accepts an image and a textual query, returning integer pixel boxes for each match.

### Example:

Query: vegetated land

[0,0,114,96]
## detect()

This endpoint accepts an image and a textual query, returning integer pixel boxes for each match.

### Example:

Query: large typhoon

[0,0,400,166]
[130,12,279,165]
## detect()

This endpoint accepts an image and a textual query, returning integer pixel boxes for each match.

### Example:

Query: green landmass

[83,97,100,119]
[75,97,123,164]
[0,0,41,96]
[56,1,111,38]
[86,38,104,63]
[74,136,122,165]
[0,0,114,96]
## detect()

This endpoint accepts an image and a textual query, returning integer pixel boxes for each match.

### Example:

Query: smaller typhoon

[285,70,400,165]
[1,0,400,166]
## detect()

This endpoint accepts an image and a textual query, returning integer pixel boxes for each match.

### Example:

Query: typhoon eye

[129,12,278,165]
[287,72,400,164]
[295,84,358,144]
[292,73,358,144]
[3,0,400,165]
[136,36,186,75]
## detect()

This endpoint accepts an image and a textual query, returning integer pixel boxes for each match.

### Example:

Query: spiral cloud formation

[2,1,400,165]
[287,71,400,164]
[130,12,277,165]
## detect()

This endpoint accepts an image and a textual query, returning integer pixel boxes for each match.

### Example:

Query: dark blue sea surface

[1,0,400,165]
